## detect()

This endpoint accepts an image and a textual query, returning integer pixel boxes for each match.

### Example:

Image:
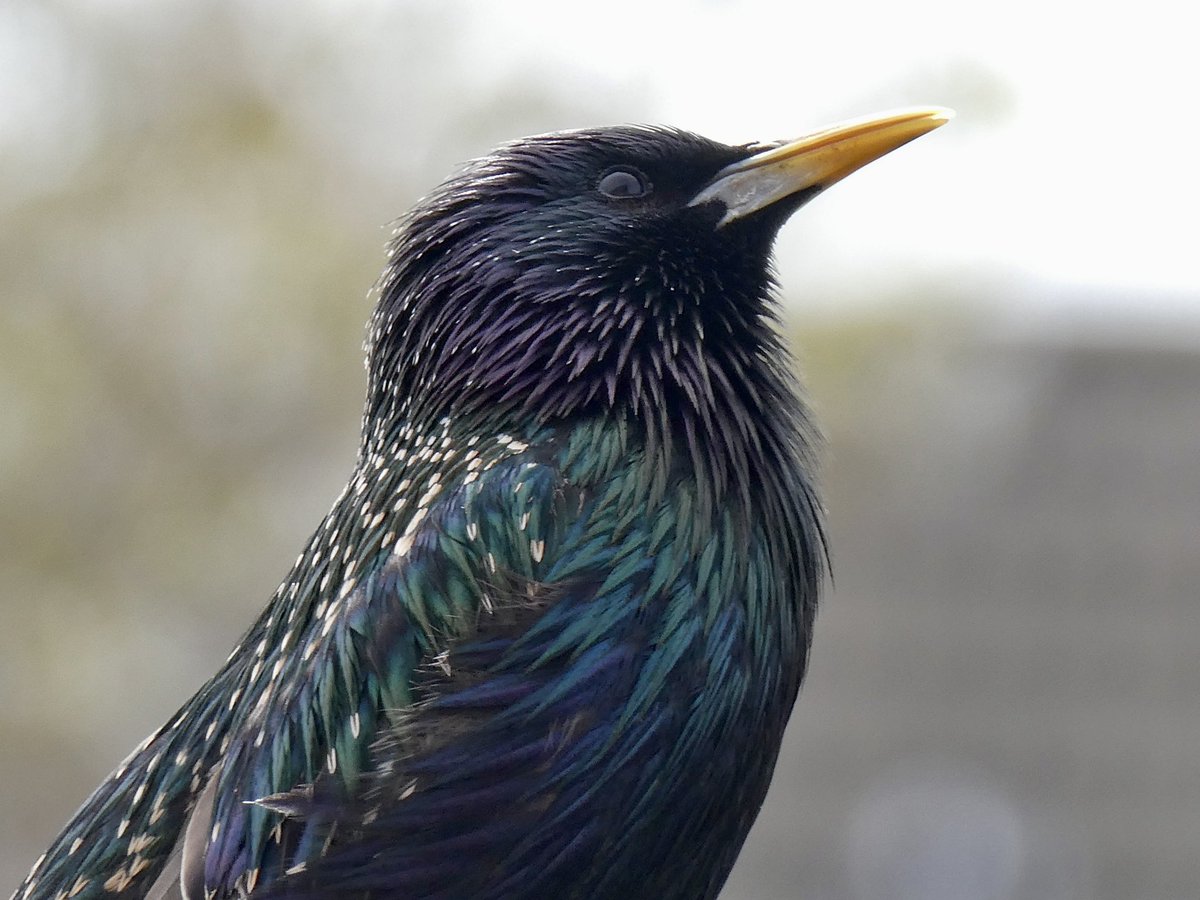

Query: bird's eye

[597,169,649,199]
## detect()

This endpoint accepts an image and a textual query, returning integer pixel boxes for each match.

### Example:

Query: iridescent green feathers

[260,414,822,899]
[16,123,826,900]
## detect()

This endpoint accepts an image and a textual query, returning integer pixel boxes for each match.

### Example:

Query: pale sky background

[2,0,1197,334]
[470,0,1200,330]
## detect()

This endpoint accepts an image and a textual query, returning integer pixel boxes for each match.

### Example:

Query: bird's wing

[203,437,729,899]
[186,445,664,897]
[254,448,767,900]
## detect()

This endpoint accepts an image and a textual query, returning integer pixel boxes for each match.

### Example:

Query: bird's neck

[361,328,813,537]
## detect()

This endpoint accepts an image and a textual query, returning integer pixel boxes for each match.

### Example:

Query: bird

[13,107,949,900]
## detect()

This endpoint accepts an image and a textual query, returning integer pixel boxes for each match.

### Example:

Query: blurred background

[1,1,1197,898]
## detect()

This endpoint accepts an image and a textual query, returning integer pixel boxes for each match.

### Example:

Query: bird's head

[365,109,950,437]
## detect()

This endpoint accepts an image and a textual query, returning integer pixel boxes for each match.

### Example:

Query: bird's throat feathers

[365,232,816,523]
[357,125,825,531]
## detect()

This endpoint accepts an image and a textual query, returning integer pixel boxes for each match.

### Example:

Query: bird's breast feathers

[189,414,813,898]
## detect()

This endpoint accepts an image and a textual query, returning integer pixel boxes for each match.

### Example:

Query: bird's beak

[689,107,953,227]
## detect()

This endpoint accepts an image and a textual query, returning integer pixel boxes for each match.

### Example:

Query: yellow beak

[690,107,953,227]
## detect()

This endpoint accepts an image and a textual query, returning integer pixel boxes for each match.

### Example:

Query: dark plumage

[14,109,948,900]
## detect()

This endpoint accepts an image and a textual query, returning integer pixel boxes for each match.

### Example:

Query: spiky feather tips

[16,122,832,900]
[362,127,824,571]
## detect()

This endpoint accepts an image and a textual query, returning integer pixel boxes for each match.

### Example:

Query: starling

[14,108,949,900]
